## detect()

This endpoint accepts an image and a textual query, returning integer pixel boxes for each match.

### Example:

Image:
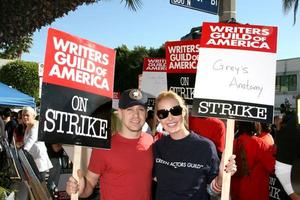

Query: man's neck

[119,129,142,139]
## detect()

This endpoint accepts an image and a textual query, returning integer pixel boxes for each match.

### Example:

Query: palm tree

[122,0,142,11]
[282,0,298,24]
[0,34,33,60]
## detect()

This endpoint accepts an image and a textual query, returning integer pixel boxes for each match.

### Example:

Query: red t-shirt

[88,132,153,200]
[189,116,225,153]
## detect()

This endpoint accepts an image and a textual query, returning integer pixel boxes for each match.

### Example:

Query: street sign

[170,0,219,15]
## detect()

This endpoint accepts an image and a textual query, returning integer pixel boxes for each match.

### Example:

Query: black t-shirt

[153,131,220,200]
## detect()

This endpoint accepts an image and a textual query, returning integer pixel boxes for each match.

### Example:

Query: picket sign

[71,145,82,200]
[221,119,235,200]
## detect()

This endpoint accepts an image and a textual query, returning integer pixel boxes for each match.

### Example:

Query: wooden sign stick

[71,145,82,200]
[221,119,235,200]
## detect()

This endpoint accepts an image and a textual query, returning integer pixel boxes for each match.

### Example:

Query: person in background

[14,110,26,148]
[189,116,226,158]
[0,112,5,139]
[22,106,53,181]
[2,107,18,145]
[142,110,156,135]
[231,121,275,200]
[255,122,276,157]
[271,113,283,138]
[66,89,153,200]
[275,111,300,200]
[153,90,236,200]
[46,143,64,195]
[255,122,274,146]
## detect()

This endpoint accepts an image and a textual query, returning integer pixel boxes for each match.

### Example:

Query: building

[275,57,300,113]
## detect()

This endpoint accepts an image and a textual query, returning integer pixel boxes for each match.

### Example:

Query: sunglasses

[157,105,183,120]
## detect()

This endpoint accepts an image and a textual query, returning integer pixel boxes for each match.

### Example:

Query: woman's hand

[217,154,237,186]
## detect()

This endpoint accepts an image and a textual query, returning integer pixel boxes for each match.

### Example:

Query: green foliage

[0,61,39,102]
[114,44,165,92]
[0,173,11,193]
[0,33,33,59]
[0,0,142,45]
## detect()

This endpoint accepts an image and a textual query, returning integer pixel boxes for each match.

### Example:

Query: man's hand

[66,169,85,196]
[290,193,300,200]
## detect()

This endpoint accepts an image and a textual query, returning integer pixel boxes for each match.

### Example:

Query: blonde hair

[154,90,189,129]
[22,106,36,118]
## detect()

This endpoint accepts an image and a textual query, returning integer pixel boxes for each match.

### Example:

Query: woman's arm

[23,124,38,151]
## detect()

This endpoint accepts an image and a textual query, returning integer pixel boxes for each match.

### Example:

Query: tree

[0,0,142,46]
[282,0,299,24]
[0,33,33,59]
[114,44,165,92]
[0,61,39,102]
[121,0,142,11]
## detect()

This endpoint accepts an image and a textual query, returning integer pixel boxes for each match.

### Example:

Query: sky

[22,0,300,63]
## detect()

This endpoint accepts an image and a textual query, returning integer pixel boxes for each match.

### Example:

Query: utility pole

[219,0,236,22]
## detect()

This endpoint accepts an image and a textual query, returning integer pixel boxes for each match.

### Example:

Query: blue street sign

[170,0,219,15]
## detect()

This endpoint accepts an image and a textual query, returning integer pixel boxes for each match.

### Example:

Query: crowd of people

[1,88,299,200]
[0,107,66,198]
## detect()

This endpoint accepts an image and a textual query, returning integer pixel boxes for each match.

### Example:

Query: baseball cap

[119,89,148,109]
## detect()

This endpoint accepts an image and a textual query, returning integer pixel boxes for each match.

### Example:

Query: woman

[255,122,275,147]
[14,110,26,148]
[22,106,53,180]
[231,121,275,200]
[153,90,236,200]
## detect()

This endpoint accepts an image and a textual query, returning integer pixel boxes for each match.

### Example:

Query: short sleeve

[88,148,106,176]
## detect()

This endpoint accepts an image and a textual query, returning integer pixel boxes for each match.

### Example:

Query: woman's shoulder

[190,131,215,145]
[154,133,170,146]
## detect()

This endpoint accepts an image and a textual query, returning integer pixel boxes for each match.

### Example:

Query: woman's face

[22,111,35,125]
[156,97,184,135]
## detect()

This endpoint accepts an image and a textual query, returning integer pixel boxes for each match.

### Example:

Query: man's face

[118,105,147,133]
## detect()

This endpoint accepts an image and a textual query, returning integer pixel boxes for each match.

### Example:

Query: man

[2,108,18,144]
[66,89,153,200]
